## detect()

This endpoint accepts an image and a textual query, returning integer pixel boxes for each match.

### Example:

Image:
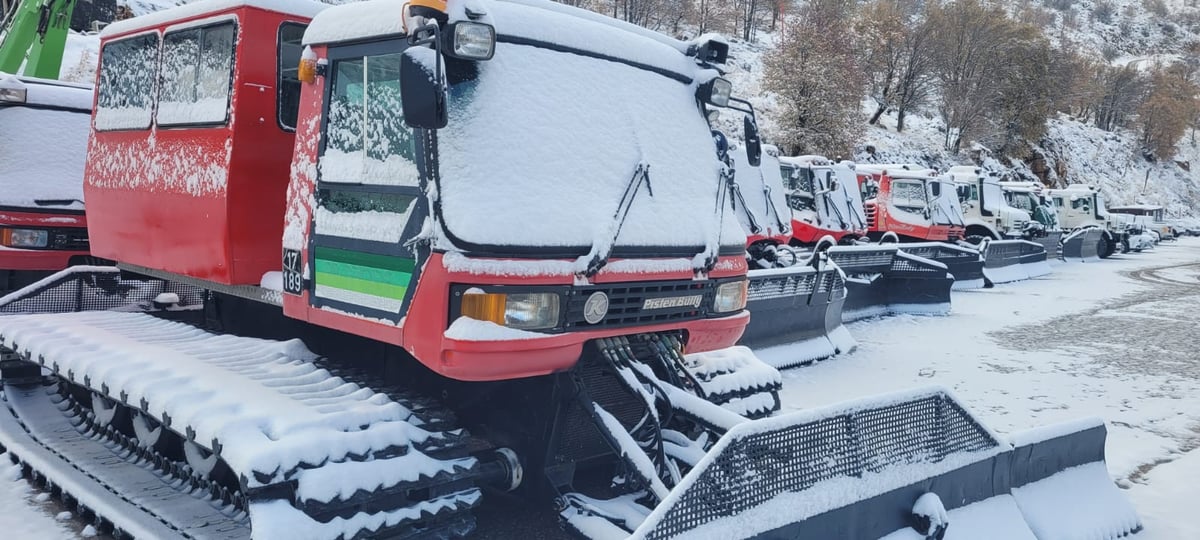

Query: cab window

[892,180,927,211]
[95,33,159,131]
[158,22,237,126]
[278,23,306,131]
[322,51,418,186]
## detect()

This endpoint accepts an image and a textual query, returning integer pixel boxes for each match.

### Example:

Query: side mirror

[931,182,941,197]
[743,115,761,167]
[699,77,732,107]
[401,46,447,129]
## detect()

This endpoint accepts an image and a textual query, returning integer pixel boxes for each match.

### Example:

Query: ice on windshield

[435,39,742,252]
[0,107,89,209]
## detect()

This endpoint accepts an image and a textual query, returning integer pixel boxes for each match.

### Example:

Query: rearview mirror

[401,47,447,129]
[743,115,761,167]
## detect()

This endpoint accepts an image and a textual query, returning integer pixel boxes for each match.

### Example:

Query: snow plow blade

[741,261,854,367]
[626,388,1140,540]
[896,242,987,290]
[1061,228,1105,261]
[1029,231,1063,261]
[826,245,953,322]
[979,239,1052,285]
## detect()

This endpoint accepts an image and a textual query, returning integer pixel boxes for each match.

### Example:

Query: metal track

[0,311,483,539]
[0,382,249,539]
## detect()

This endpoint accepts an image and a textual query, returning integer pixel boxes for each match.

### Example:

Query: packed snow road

[762,238,1200,539]
[2,240,1199,539]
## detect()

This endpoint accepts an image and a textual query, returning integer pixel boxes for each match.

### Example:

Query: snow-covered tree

[763,0,863,156]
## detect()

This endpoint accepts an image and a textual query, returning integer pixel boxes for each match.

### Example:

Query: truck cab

[946,166,1035,241]
[999,180,1060,233]
[1110,204,1174,241]
[1047,184,1122,257]
[778,155,867,245]
[856,164,965,242]
[0,73,95,293]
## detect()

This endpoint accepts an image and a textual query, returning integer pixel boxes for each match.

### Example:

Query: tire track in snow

[991,257,1200,484]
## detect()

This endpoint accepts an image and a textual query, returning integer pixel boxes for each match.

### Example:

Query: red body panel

[283,253,750,382]
[0,209,88,270]
[84,7,310,285]
[860,173,964,242]
[278,43,753,382]
[789,221,856,245]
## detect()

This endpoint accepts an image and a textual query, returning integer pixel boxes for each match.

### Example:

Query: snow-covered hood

[433,0,741,256]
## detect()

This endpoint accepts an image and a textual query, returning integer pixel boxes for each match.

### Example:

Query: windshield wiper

[729,177,761,235]
[34,198,83,207]
[577,161,652,278]
[696,156,735,274]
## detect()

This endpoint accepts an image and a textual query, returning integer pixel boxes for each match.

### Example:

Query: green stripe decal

[316,259,412,287]
[314,245,416,273]
[315,272,408,299]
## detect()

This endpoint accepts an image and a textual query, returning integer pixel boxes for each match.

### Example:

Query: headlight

[713,280,748,313]
[460,291,560,330]
[1,228,49,248]
[449,21,496,60]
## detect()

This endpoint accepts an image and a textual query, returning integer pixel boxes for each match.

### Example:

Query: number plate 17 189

[282,249,304,295]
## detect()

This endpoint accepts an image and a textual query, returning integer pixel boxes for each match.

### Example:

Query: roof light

[449,21,495,60]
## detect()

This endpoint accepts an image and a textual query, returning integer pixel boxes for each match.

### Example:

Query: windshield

[435,40,741,256]
[0,107,89,209]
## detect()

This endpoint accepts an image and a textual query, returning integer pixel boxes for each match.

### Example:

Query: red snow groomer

[0,74,97,294]
[857,163,965,243]
[779,155,868,246]
[855,163,988,289]
[0,0,1137,539]
[723,143,854,362]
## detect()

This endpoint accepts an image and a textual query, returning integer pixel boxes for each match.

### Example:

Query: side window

[1054,197,1064,208]
[278,23,306,131]
[158,22,236,126]
[321,52,418,186]
[95,33,159,131]
[892,180,927,211]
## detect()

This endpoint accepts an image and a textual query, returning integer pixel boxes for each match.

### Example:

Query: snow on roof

[0,73,92,111]
[779,155,833,167]
[855,163,938,179]
[101,0,328,38]
[304,0,703,81]
[1109,204,1163,211]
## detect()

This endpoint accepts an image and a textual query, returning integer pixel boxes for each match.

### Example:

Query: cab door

[308,42,426,321]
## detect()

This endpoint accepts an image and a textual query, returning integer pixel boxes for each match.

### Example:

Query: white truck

[1046,184,1124,258]
[947,166,1036,241]
[999,180,1063,258]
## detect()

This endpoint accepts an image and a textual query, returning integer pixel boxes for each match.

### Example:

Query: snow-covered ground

[761,239,1200,539]
[0,454,91,539]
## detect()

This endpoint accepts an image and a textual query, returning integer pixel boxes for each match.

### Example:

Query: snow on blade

[1012,462,1142,540]
[880,495,1037,540]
